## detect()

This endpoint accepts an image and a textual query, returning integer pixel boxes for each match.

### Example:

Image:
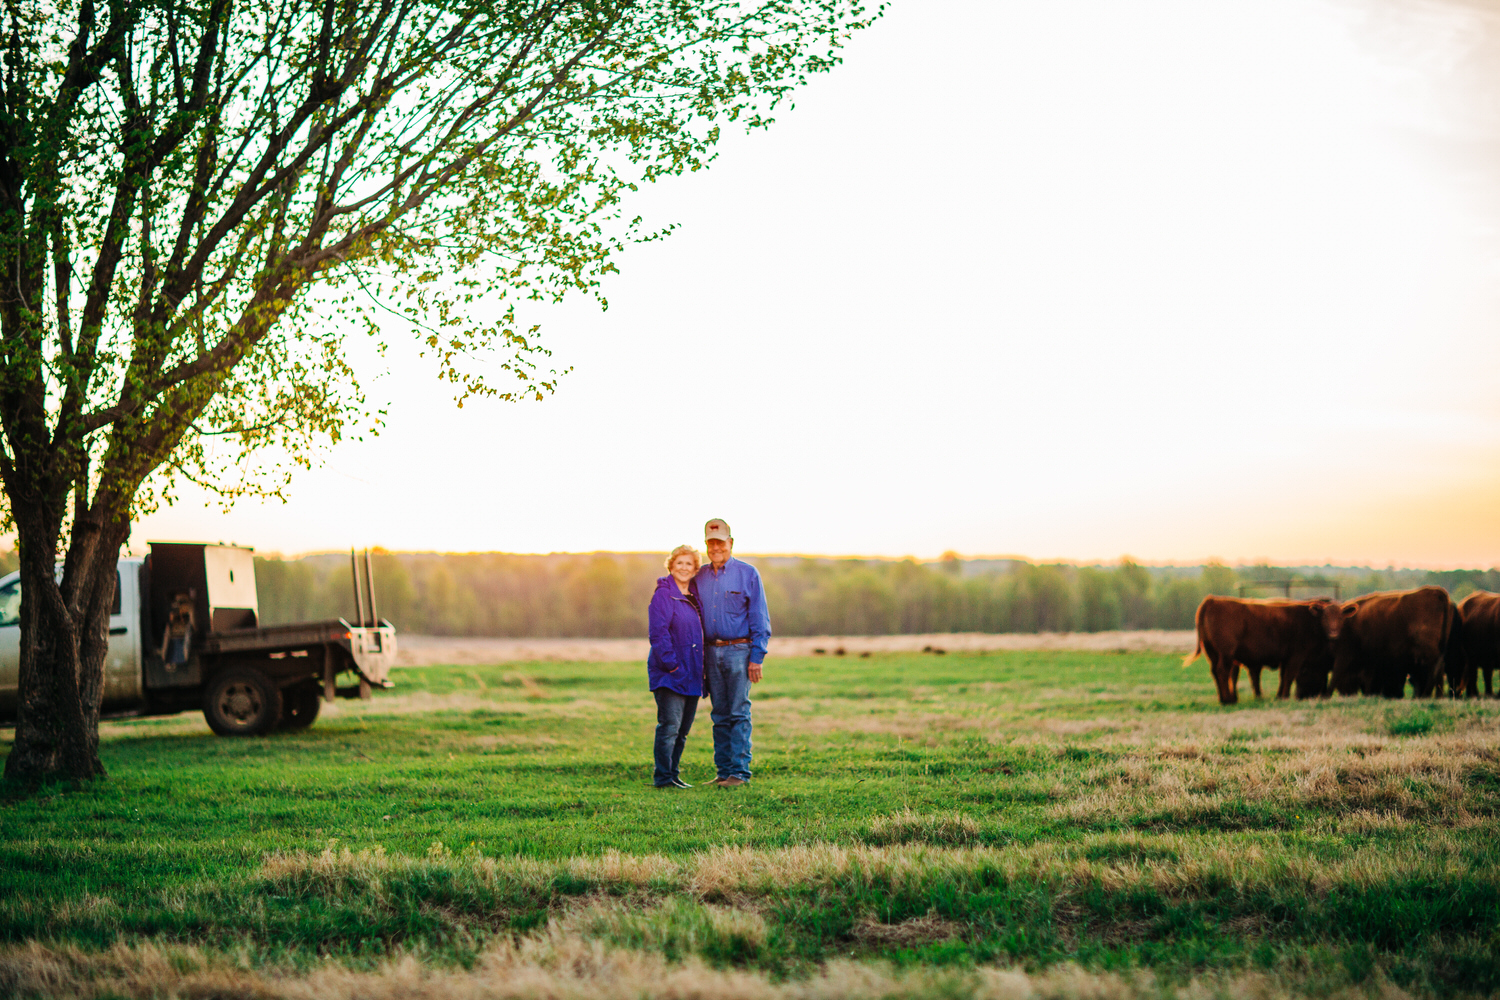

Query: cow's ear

[1342,604,1359,618]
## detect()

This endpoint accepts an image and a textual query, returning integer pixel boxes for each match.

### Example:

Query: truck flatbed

[203,619,395,686]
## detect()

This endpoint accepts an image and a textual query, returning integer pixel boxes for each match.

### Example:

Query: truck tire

[279,681,322,730]
[203,666,282,736]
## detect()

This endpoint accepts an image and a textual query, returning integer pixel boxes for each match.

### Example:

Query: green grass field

[2,650,1499,999]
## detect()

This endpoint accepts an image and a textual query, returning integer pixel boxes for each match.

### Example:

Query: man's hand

[748,662,763,683]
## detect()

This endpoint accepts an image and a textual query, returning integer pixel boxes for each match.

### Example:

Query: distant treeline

[250,551,1500,637]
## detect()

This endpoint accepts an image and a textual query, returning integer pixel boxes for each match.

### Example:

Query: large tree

[0,0,877,783]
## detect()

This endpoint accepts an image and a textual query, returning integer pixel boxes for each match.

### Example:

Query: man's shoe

[717,776,747,787]
[671,778,693,788]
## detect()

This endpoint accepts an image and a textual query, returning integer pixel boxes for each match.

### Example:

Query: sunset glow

[133,0,1500,567]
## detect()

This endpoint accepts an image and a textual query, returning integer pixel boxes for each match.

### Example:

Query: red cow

[1458,591,1500,698]
[1330,586,1456,698]
[1184,597,1347,705]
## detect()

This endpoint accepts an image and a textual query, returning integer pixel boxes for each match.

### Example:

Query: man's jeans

[704,644,752,780]
[653,688,698,787]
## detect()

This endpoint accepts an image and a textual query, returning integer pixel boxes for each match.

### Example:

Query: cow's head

[1308,599,1358,640]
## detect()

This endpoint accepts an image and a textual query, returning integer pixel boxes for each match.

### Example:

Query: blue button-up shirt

[694,556,771,664]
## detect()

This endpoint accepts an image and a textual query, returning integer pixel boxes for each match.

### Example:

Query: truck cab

[0,543,395,736]
[0,559,145,719]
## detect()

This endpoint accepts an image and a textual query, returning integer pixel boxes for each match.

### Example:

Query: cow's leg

[1411,653,1441,699]
[1485,666,1495,698]
[1212,654,1239,705]
[1331,645,1361,695]
[1444,651,1464,699]
[1409,662,1428,699]
[1247,664,1264,699]
[1297,651,1331,699]
[1277,656,1300,699]
[1424,654,1442,698]
[1383,664,1406,699]
[1205,641,1236,705]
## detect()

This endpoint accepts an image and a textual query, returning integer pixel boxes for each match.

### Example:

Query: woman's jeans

[704,644,753,781]
[653,688,699,786]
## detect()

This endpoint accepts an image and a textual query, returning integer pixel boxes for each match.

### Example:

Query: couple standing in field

[646,518,772,788]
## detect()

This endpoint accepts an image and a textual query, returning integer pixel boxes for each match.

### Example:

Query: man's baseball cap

[704,518,732,542]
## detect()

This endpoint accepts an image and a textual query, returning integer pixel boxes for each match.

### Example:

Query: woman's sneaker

[671,778,692,788]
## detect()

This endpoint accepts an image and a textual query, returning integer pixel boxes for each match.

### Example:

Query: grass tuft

[1386,706,1446,738]
[867,809,982,846]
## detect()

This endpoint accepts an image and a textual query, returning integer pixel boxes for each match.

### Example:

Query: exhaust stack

[350,548,379,627]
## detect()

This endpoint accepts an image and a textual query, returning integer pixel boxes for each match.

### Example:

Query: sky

[132,0,1500,567]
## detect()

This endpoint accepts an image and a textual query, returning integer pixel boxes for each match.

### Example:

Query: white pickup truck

[0,542,396,736]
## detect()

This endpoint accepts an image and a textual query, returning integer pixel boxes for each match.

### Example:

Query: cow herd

[1183,586,1500,704]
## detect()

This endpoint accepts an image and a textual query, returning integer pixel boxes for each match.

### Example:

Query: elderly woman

[647,544,705,789]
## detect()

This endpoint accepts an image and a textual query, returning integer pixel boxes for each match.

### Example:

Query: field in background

[3,651,1499,999]
[253,550,1500,638]
[390,631,1200,666]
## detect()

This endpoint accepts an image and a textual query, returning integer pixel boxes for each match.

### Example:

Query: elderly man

[694,518,771,787]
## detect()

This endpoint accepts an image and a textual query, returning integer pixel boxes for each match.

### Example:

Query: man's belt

[711,637,750,646]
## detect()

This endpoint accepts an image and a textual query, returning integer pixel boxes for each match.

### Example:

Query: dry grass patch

[1047,720,1500,826]
[867,809,982,846]
[0,937,1416,1000]
[502,673,549,699]
[565,897,770,953]
[254,841,1065,904]
[1036,718,1125,736]
[851,912,963,946]
[470,734,562,749]
[46,894,122,924]
[1336,810,1414,833]
[756,703,989,743]
[251,834,1500,910]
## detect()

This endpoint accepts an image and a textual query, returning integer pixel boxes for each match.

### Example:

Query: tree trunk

[3,512,128,785]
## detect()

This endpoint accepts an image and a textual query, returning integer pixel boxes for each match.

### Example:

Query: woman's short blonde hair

[665,545,701,572]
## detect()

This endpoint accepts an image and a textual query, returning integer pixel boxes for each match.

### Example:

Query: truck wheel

[203,667,282,736]
[279,682,322,730]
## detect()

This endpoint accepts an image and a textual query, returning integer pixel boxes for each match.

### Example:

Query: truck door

[0,571,141,716]
[0,575,17,713]
[103,569,142,710]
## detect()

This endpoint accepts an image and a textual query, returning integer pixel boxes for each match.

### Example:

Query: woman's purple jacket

[647,576,705,697]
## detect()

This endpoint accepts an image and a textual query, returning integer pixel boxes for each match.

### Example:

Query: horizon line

[178,547,1500,573]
